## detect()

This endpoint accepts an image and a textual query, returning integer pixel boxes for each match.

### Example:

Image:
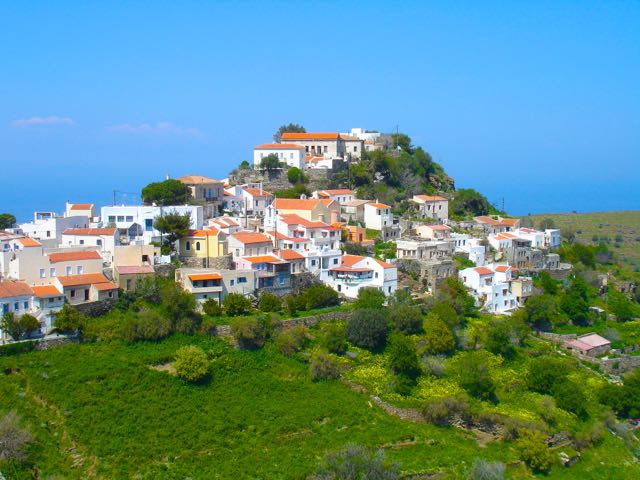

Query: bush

[467,459,505,480]
[258,292,282,313]
[423,356,445,378]
[515,429,554,473]
[310,351,341,380]
[275,326,308,357]
[387,334,420,378]
[223,293,253,316]
[0,411,33,464]
[346,309,388,351]
[422,313,455,355]
[573,421,605,451]
[526,356,569,394]
[54,304,87,334]
[202,298,223,317]
[321,322,348,355]
[173,345,209,383]
[122,309,172,342]
[19,314,41,337]
[315,444,400,480]
[429,302,461,329]
[389,303,422,334]
[552,380,587,417]
[422,396,471,427]
[302,284,340,310]
[230,317,266,350]
[354,287,386,310]
[450,351,496,401]
[284,294,304,315]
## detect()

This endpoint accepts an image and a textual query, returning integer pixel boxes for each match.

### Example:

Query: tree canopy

[260,154,282,171]
[142,179,191,206]
[450,188,491,218]
[154,211,191,249]
[0,213,16,229]
[273,123,305,143]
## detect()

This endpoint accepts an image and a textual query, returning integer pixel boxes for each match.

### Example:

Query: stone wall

[73,299,117,318]
[179,254,233,270]
[229,167,336,194]
[154,264,176,278]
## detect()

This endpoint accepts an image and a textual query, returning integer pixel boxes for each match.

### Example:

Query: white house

[545,229,561,248]
[61,227,119,262]
[227,232,274,259]
[312,189,355,205]
[65,203,96,219]
[0,281,35,339]
[240,187,274,217]
[100,205,203,244]
[0,233,42,280]
[254,143,306,169]
[458,264,519,314]
[412,195,449,222]
[326,254,397,298]
[449,233,486,266]
[18,212,89,246]
[364,203,394,231]
[416,224,452,240]
[175,268,258,304]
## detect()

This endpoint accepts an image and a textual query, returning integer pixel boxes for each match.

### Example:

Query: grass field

[1,334,639,479]
[529,211,640,269]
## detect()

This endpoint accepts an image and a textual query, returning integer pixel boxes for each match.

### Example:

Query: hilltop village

[1,127,639,479]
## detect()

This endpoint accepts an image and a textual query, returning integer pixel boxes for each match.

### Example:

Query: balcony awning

[189,273,223,281]
[330,266,372,273]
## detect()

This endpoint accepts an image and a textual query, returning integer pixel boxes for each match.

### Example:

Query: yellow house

[178,228,227,261]
[272,198,340,224]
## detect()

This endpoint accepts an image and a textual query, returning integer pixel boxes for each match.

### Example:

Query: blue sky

[1,1,639,221]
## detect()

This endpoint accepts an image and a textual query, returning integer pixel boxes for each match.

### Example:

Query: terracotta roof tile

[474,267,493,275]
[70,203,94,210]
[281,132,340,140]
[31,285,62,298]
[116,265,155,275]
[49,250,102,263]
[230,232,272,244]
[188,273,223,281]
[63,228,116,236]
[57,273,112,287]
[255,143,305,149]
[0,282,33,298]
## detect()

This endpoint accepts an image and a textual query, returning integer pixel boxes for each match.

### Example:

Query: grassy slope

[1,335,638,479]
[530,211,640,268]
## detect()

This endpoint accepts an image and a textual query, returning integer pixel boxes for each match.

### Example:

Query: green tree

[387,334,420,379]
[0,213,16,229]
[526,356,569,394]
[238,160,251,169]
[354,287,386,310]
[174,345,209,383]
[0,312,23,341]
[552,380,587,418]
[451,189,490,217]
[122,308,171,342]
[467,459,506,480]
[54,304,86,334]
[301,284,340,310]
[560,277,590,326]
[154,211,191,252]
[485,317,529,359]
[538,217,556,230]
[515,429,554,473]
[430,302,461,329]
[607,285,637,322]
[142,179,191,206]
[223,293,252,316]
[390,132,413,153]
[389,303,422,334]
[523,294,560,331]
[346,309,388,351]
[275,326,308,357]
[260,153,282,171]
[19,314,41,337]
[451,351,496,401]
[438,277,476,317]
[273,123,306,143]
[422,313,456,355]
[258,292,282,312]
[316,444,400,480]
[538,271,558,295]
[287,167,306,184]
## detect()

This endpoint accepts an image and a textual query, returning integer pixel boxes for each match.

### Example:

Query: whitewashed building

[326,254,397,298]
[253,143,306,169]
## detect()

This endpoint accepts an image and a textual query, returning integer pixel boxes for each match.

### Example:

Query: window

[70,290,76,298]
[39,269,46,278]
[79,239,85,245]
[126,216,134,222]
[23,301,28,310]
[77,266,83,274]
[196,242,201,251]
[311,260,316,267]
[14,302,19,310]
[50,268,56,277]
[108,216,116,222]
[46,231,51,238]
[323,146,328,153]
[96,239,102,246]
[354,146,358,152]
[238,277,247,284]
[126,279,132,290]
[186,241,191,251]
[333,258,339,264]
[230,279,235,286]
[117,216,125,222]
[108,291,113,298]
[145,219,153,232]
[66,266,72,276]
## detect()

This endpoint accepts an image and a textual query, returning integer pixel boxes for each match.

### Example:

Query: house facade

[412,195,449,222]
[253,144,306,169]
[326,254,397,299]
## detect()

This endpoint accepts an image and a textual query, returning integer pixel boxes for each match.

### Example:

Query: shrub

[0,411,33,464]
[315,444,400,480]
[19,314,41,337]
[450,351,495,401]
[573,421,605,451]
[258,292,282,313]
[389,303,422,334]
[526,356,569,394]
[275,326,308,357]
[552,380,587,417]
[0,312,23,341]
[515,429,554,473]
[354,287,386,310]
[223,293,252,316]
[54,304,87,334]
[173,345,209,383]
[122,309,172,342]
[310,351,340,380]
[485,319,519,359]
[422,396,471,427]
[321,322,347,355]
[387,334,420,378]
[422,313,455,355]
[202,298,223,317]
[467,459,505,480]
[284,294,304,315]
[423,356,445,378]
[429,302,461,329]
[230,317,266,350]
[301,284,340,310]
[346,309,388,351]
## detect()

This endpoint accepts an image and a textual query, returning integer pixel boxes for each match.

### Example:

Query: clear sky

[1,1,638,221]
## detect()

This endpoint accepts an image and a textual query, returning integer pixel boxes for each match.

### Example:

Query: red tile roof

[318,189,354,196]
[341,254,366,267]
[279,214,332,229]
[367,203,390,209]
[494,265,511,273]
[273,198,332,211]
[475,267,494,275]
[373,258,396,269]
[187,229,220,237]
[281,132,340,140]
[0,282,33,298]
[63,228,116,236]
[31,285,62,298]
[243,187,273,197]
[17,237,41,247]
[277,249,305,260]
[242,255,283,264]
[414,195,447,202]
[48,250,102,263]
[57,273,112,287]
[255,143,305,149]
[230,232,272,244]
[177,175,221,184]
[70,203,94,210]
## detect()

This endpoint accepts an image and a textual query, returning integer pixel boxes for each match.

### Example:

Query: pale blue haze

[1,1,638,220]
